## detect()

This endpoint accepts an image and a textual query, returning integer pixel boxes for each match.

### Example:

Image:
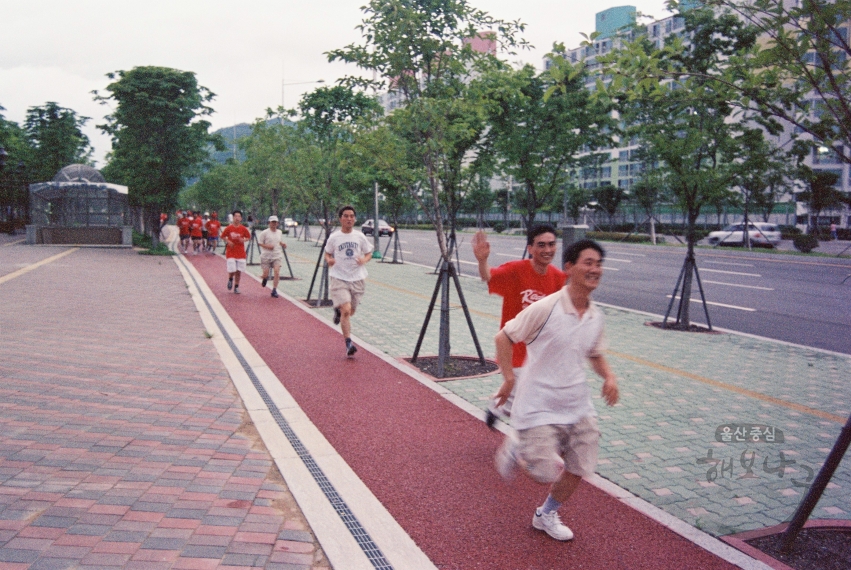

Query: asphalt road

[362,228,851,355]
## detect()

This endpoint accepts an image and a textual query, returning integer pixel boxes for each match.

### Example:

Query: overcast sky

[1,1,669,168]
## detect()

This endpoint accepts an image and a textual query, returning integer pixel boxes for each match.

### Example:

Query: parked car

[283,218,299,229]
[361,219,395,237]
[706,222,781,247]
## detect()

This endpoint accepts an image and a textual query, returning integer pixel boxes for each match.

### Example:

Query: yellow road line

[2,239,25,247]
[609,350,846,424]
[0,248,78,286]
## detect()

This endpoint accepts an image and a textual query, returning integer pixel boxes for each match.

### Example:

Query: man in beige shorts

[324,205,373,357]
[494,239,619,542]
[258,216,287,298]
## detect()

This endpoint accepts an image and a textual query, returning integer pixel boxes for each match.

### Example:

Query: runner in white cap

[258,216,287,298]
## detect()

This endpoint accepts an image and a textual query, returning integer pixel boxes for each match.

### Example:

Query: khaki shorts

[517,416,600,482]
[330,277,366,311]
[260,256,282,271]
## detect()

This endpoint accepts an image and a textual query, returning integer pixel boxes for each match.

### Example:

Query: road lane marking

[607,251,646,257]
[605,257,633,263]
[495,252,519,258]
[609,351,846,424]
[602,266,620,271]
[699,268,761,277]
[457,259,478,266]
[702,280,774,291]
[2,239,25,247]
[704,260,754,267]
[0,248,78,286]
[666,295,755,312]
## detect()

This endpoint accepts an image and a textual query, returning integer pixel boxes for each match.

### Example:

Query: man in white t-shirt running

[324,205,373,357]
[494,239,619,542]
[258,215,287,298]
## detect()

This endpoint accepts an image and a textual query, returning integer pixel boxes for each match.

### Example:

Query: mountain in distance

[208,118,292,165]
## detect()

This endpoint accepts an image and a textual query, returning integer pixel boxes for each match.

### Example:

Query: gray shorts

[517,416,600,482]
[330,277,366,311]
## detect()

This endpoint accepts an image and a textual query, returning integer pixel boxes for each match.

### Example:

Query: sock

[540,495,562,515]
[345,338,352,347]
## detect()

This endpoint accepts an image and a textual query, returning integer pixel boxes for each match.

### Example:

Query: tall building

[549,2,850,230]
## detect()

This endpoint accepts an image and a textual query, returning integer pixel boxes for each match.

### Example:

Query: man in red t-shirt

[190,213,204,254]
[206,212,221,253]
[472,223,565,428]
[176,211,192,254]
[222,210,251,294]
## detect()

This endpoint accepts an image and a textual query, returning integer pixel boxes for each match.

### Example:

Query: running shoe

[271,289,279,298]
[227,277,233,290]
[532,509,574,541]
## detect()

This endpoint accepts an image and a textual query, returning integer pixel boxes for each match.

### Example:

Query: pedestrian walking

[190,211,204,254]
[177,210,191,254]
[472,224,565,429]
[494,239,619,542]
[831,222,838,240]
[258,215,287,298]
[324,205,373,357]
[222,210,251,294]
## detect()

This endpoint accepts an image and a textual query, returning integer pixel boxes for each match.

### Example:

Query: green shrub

[793,234,819,253]
[132,230,152,248]
[780,225,802,239]
[492,222,506,234]
[138,243,175,256]
[587,231,664,244]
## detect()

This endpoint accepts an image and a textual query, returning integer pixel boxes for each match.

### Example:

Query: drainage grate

[181,259,393,570]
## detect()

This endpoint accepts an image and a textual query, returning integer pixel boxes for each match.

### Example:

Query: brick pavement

[255,232,851,539]
[0,245,328,569]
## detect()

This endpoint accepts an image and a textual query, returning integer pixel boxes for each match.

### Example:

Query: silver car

[706,222,781,247]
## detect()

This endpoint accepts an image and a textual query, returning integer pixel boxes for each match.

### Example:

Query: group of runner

[174,210,221,255]
[203,204,620,544]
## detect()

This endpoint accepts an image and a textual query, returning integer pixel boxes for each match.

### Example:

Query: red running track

[189,255,736,570]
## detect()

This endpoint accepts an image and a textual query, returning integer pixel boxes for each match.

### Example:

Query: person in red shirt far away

[206,212,221,253]
[222,210,251,294]
[472,223,566,429]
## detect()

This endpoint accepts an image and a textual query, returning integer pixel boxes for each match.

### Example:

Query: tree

[328,0,526,375]
[0,106,34,223]
[798,167,848,233]
[24,102,92,183]
[593,183,626,229]
[601,3,760,328]
[95,66,221,245]
[479,53,614,230]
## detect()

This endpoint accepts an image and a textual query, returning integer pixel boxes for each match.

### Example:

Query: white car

[706,222,781,248]
[283,218,299,229]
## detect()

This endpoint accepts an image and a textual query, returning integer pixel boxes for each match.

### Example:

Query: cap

[268,215,279,223]
[203,211,209,216]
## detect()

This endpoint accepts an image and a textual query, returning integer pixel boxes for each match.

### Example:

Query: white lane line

[602,266,620,271]
[666,295,756,312]
[495,252,520,258]
[703,280,774,291]
[605,257,633,263]
[704,260,754,268]
[457,259,478,266]
[699,268,761,277]
[607,251,646,257]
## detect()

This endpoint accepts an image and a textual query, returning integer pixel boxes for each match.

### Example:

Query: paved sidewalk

[0,245,328,569]
[247,232,851,539]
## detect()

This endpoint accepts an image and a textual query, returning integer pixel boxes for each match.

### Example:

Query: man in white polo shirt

[493,239,619,542]
[324,205,373,357]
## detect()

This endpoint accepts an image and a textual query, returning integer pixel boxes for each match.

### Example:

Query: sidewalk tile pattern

[260,233,851,538]
[0,247,329,569]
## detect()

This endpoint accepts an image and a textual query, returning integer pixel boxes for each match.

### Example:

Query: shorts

[226,258,247,273]
[261,256,282,271]
[330,277,366,311]
[516,416,600,482]
[179,234,190,241]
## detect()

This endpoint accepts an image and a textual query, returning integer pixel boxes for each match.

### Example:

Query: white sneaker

[495,436,519,481]
[532,508,574,541]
